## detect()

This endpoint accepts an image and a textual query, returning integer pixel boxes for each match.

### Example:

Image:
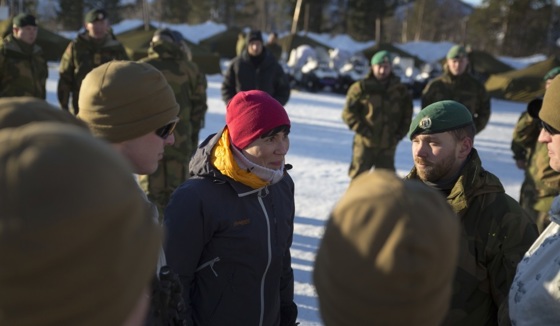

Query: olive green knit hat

[540,75,560,132]
[446,45,467,59]
[0,123,161,326]
[408,100,474,139]
[78,61,179,143]
[314,170,459,326]
[371,50,391,65]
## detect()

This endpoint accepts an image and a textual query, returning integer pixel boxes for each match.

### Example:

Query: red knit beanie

[226,90,290,149]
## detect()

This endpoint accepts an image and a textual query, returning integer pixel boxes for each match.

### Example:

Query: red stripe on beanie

[226,90,290,149]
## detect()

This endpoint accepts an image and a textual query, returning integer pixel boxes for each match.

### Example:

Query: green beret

[408,100,474,140]
[540,75,560,132]
[12,13,36,27]
[85,8,108,23]
[446,45,467,59]
[371,51,391,65]
[544,67,560,81]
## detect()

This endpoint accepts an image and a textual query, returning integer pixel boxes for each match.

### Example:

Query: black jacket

[163,131,297,326]
[221,48,290,106]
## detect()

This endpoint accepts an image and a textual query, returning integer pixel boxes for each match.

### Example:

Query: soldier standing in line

[342,50,413,179]
[57,8,128,115]
[511,66,560,233]
[422,45,491,134]
[138,28,208,217]
[405,100,538,325]
[0,13,47,99]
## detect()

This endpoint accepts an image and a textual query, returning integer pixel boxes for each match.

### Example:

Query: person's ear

[458,137,473,159]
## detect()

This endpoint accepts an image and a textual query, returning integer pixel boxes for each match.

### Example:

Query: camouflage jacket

[139,41,207,162]
[57,32,128,112]
[405,149,539,326]
[0,35,47,99]
[422,67,491,133]
[342,72,413,148]
[512,112,560,210]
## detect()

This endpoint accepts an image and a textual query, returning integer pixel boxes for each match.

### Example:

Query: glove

[279,301,298,326]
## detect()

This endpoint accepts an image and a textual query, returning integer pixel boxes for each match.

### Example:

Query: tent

[0,18,71,62]
[116,24,222,75]
[198,26,242,59]
[485,56,560,103]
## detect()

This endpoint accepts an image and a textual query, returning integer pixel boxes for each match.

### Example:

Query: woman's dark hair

[261,125,290,138]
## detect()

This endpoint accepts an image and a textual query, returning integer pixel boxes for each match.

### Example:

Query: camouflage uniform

[342,71,413,178]
[405,149,539,325]
[422,65,491,133]
[57,32,128,114]
[138,40,207,216]
[512,112,560,232]
[0,34,47,99]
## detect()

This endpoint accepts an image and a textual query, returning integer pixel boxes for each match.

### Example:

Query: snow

[44,22,542,325]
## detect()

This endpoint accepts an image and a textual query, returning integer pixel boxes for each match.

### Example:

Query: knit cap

[0,97,88,130]
[12,13,36,27]
[314,170,459,326]
[371,50,391,65]
[539,75,560,131]
[0,123,161,326]
[408,100,474,139]
[78,60,179,143]
[446,45,467,59]
[247,30,263,43]
[226,90,290,149]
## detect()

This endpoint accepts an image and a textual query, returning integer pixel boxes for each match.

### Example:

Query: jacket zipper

[257,188,272,326]
[196,257,221,277]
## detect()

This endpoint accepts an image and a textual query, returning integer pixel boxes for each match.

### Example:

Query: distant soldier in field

[511,66,560,232]
[342,50,413,179]
[266,32,282,62]
[0,13,47,99]
[58,8,128,115]
[422,45,491,134]
[138,28,208,216]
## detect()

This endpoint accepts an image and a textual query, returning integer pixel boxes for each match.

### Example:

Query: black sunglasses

[155,117,179,139]
[541,120,560,136]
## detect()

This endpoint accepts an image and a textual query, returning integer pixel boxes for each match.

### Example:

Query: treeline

[31,0,560,57]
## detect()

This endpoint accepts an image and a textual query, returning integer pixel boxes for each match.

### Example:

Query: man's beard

[414,155,456,183]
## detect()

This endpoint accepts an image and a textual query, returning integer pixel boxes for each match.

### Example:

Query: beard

[414,155,457,183]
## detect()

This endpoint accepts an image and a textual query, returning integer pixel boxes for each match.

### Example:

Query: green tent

[362,43,425,68]
[0,18,71,62]
[116,24,222,75]
[485,56,560,103]
[198,27,242,59]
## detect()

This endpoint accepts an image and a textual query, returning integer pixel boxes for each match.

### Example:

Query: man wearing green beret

[421,45,491,134]
[405,100,538,326]
[508,74,560,326]
[342,50,413,179]
[511,67,560,233]
[0,13,47,99]
[57,8,128,115]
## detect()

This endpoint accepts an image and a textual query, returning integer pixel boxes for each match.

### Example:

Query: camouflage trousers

[139,157,189,221]
[348,137,396,179]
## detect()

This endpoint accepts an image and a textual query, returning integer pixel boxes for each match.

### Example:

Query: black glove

[279,301,298,326]
[146,266,187,326]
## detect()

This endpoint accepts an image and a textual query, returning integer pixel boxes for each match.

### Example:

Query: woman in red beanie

[163,90,298,326]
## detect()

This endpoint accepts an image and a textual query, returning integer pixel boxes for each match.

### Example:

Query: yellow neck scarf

[211,129,268,189]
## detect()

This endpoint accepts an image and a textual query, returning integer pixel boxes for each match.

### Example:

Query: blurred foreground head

[0,123,161,326]
[314,170,460,326]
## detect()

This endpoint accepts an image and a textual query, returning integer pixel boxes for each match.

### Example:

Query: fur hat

[226,90,290,149]
[0,123,160,326]
[78,61,179,143]
[314,170,459,326]
[539,75,560,132]
[408,100,474,139]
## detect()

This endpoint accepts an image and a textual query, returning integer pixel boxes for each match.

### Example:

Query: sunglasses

[155,117,179,139]
[541,120,560,136]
